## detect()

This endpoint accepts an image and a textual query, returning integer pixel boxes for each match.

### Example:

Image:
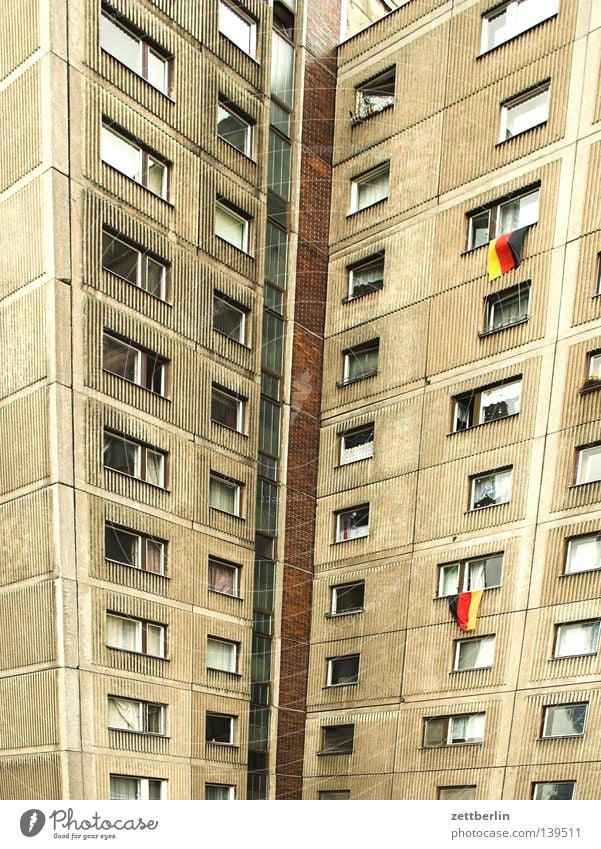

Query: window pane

[456,636,495,670]
[205,784,234,800]
[346,345,378,381]
[556,621,600,657]
[472,469,511,508]
[107,614,139,652]
[259,398,280,457]
[329,655,359,685]
[578,445,601,484]
[322,726,354,753]
[146,450,164,487]
[146,623,164,657]
[212,388,241,430]
[265,222,288,287]
[110,776,139,800]
[215,204,247,250]
[146,257,165,297]
[354,166,389,210]
[566,535,601,574]
[479,380,521,423]
[439,563,460,597]
[268,131,291,200]
[337,506,369,541]
[104,434,139,477]
[101,15,142,74]
[424,717,446,748]
[450,713,484,743]
[146,157,166,196]
[504,87,549,139]
[543,704,587,738]
[218,0,254,57]
[101,127,141,181]
[340,426,374,464]
[218,104,250,154]
[498,190,539,234]
[214,296,245,342]
[333,582,365,614]
[469,211,490,248]
[146,703,163,733]
[103,335,139,382]
[208,559,237,595]
[209,476,239,514]
[147,50,168,92]
[147,779,163,800]
[102,232,139,284]
[488,285,530,330]
[108,697,141,731]
[533,781,574,801]
[256,478,277,536]
[349,258,384,298]
[206,714,233,743]
[251,633,272,682]
[439,786,476,800]
[271,31,294,107]
[207,638,236,672]
[467,554,503,590]
[105,525,139,567]
[262,312,284,373]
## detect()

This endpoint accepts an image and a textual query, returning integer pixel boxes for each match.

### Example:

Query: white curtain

[110,776,139,800]
[357,169,389,209]
[101,127,141,181]
[215,205,245,250]
[567,536,601,574]
[450,713,484,743]
[100,14,141,74]
[467,559,486,591]
[207,639,236,672]
[458,636,495,670]
[146,623,164,657]
[107,614,138,651]
[108,698,140,731]
[557,622,599,656]
[210,477,237,513]
[146,450,164,487]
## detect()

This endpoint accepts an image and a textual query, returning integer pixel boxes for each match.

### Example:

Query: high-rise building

[1,0,600,802]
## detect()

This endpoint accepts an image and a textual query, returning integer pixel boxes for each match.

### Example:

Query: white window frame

[470,468,512,510]
[588,352,601,379]
[217,101,253,156]
[211,385,245,432]
[532,781,575,801]
[101,124,169,199]
[320,725,355,754]
[107,696,166,735]
[352,67,396,124]
[218,0,256,59]
[576,444,601,485]
[215,201,250,252]
[208,556,240,597]
[331,581,365,616]
[104,522,166,575]
[564,534,601,576]
[499,83,550,142]
[103,332,167,396]
[454,635,496,671]
[347,256,385,300]
[424,712,486,747]
[205,783,236,800]
[109,775,167,800]
[438,786,477,800]
[213,293,247,344]
[485,282,531,332]
[100,9,170,94]
[106,612,166,658]
[554,620,601,659]
[349,163,390,214]
[335,505,370,542]
[453,378,522,432]
[102,230,168,300]
[205,712,236,745]
[541,703,588,739]
[326,654,360,686]
[438,553,504,598]
[340,424,374,465]
[209,473,242,516]
[103,431,166,488]
[206,637,238,673]
[467,188,539,249]
[480,0,560,54]
[341,340,380,384]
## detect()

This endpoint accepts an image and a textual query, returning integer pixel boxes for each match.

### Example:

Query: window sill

[421,742,483,751]
[579,382,601,395]
[208,589,243,600]
[101,163,174,207]
[449,666,493,674]
[569,481,601,490]
[100,49,176,103]
[105,559,170,579]
[108,728,169,739]
[209,507,244,519]
[206,742,238,748]
[466,500,510,513]
[350,103,394,127]
[447,412,519,436]
[551,652,598,661]
[332,535,369,545]
[477,15,559,59]
[478,316,528,337]
[342,285,383,304]
[210,420,248,436]
[323,682,358,689]
[495,120,547,147]
[559,567,601,578]
[336,371,378,388]
[347,198,388,218]
[337,457,373,468]
[325,609,364,619]
[538,734,584,741]
[317,750,353,756]
[206,668,242,677]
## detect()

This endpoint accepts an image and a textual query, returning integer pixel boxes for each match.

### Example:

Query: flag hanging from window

[487,226,529,281]
[449,590,483,632]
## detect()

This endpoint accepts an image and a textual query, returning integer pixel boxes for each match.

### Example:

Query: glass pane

[107,614,138,651]
[439,786,476,800]
[105,525,139,567]
[110,775,139,800]
[108,697,141,731]
[259,398,280,457]
[146,623,164,656]
[205,784,233,800]
[340,426,374,464]
[208,559,237,595]
[262,312,284,373]
[271,31,294,107]
[209,477,238,513]
[349,259,384,298]
[489,286,530,329]
[249,705,270,751]
[102,232,139,284]
[556,621,600,657]
[212,388,241,429]
[472,469,511,508]
[218,104,250,154]
[215,204,246,250]
[256,478,277,535]
[355,167,389,210]
[147,779,163,800]
[104,434,139,477]
[145,450,164,486]
[533,782,574,801]
[479,380,521,422]
[505,88,549,138]
[100,14,142,74]
[457,636,494,670]
[333,582,364,613]
[101,127,141,181]
[566,535,601,574]
[268,131,291,200]
[439,563,460,597]
[207,638,236,672]
[146,703,163,733]
[330,655,359,684]
[424,717,446,748]
[467,554,503,590]
[103,335,139,382]
[544,704,587,737]
[265,222,288,288]
[322,726,354,752]
[270,100,290,136]
[145,539,164,574]
[213,296,245,342]
[146,257,165,297]
[251,633,272,681]
[147,50,168,92]
[218,0,254,56]
[450,713,484,743]
[578,446,601,484]
[146,157,166,196]
[469,211,490,248]
[264,287,283,319]
[254,558,275,611]
[337,506,369,541]
[206,714,233,743]
[346,345,378,381]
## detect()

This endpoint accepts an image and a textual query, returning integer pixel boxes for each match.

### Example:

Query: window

[484,283,531,332]
[481,0,560,53]
[532,781,575,801]
[209,472,242,516]
[318,791,350,800]
[467,188,539,249]
[341,340,379,385]
[215,201,250,252]
[350,164,390,213]
[564,534,601,575]
[554,620,600,658]
[320,725,354,754]
[327,654,359,686]
[438,553,503,597]
[208,557,240,596]
[206,712,235,745]
[500,83,550,141]
[218,0,256,59]
[211,385,245,432]
[105,523,166,575]
[103,333,167,396]
[102,231,168,300]
[110,775,166,800]
[213,293,247,344]
[542,703,588,738]
[352,68,396,125]
[576,445,601,485]
[103,431,166,488]
[331,581,365,616]
[217,101,253,156]
[423,713,485,747]
[100,9,169,94]
[470,468,512,509]
[454,635,495,671]
[347,255,384,301]
[453,379,521,431]
[206,637,237,673]
[108,696,165,735]
[101,124,168,198]
[268,129,291,201]
[586,352,601,389]
[106,612,166,658]
[340,424,374,465]
[335,505,369,542]
[205,783,235,800]
[271,29,294,108]
[438,786,477,800]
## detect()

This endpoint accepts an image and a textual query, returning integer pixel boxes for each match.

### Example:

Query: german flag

[487,226,529,281]
[449,590,483,632]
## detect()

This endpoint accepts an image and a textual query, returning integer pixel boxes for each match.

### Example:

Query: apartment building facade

[1,0,600,803]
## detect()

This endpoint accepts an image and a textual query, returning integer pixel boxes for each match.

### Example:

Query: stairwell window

[352,67,395,126]
[340,424,374,465]
[467,187,539,249]
[554,620,600,658]
[104,523,166,575]
[101,124,169,198]
[481,0,560,53]
[424,713,485,747]
[106,612,166,657]
[350,163,389,213]
[110,775,166,800]
[218,0,256,59]
[564,534,601,575]
[209,473,242,516]
[340,340,379,385]
[541,703,588,738]
[470,468,512,510]
[576,444,601,485]
[103,333,168,396]
[215,201,250,252]
[102,231,168,300]
[103,431,166,488]
[484,283,531,332]
[532,781,575,801]
[108,696,165,735]
[346,255,384,301]
[454,635,495,671]
[438,554,503,597]
[319,725,354,754]
[499,82,550,141]
[453,378,521,431]
[100,8,170,94]
[335,505,369,542]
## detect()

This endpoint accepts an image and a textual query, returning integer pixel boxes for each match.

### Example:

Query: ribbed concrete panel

[421,357,541,467]
[314,474,418,568]
[582,140,601,236]
[394,696,508,773]
[0,389,49,496]
[432,160,560,294]
[392,766,504,800]
[0,180,45,298]
[325,216,435,337]
[0,581,56,671]
[0,0,39,82]
[93,754,190,799]
[192,614,251,695]
[572,232,601,327]
[402,612,525,698]
[560,336,601,428]
[522,599,601,686]
[506,762,601,800]
[191,765,247,800]
[0,670,59,749]
[192,691,249,762]
[440,46,571,194]
[303,774,394,800]
[201,0,269,92]
[0,62,42,192]
[536,518,601,608]
[199,262,259,372]
[0,489,55,587]
[304,710,398,777]
[508,685,601,766]
[446,1,574,106]
[414,442,533,544]
[329,114,442,250]
[0,287,47,398]
[334,22,450,165]
[550,421,601,513]
[0,753,62,800]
